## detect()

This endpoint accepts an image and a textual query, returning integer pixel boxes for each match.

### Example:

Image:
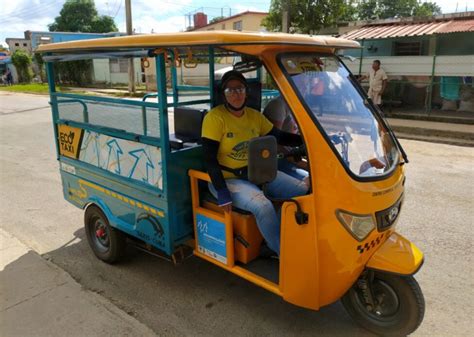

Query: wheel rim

[353,279,400,321]
[91,217,110,253]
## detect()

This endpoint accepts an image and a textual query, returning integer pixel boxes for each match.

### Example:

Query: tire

[341,271,425,336]
[84,205,126,264]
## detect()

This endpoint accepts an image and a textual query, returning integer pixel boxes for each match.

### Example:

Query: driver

[201,70,308,256]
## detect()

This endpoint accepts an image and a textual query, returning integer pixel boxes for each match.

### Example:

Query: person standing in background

[5,68,13,86]
[360,60,388,108]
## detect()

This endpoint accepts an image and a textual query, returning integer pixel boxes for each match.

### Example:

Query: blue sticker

[196,213,227,264]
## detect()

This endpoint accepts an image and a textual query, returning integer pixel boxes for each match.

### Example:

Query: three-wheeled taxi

[38,31,424,335]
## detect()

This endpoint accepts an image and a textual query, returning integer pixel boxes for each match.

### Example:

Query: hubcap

[355,279,400,320]
[92,218,109,251]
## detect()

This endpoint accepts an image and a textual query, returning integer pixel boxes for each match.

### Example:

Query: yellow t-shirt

[202,104,274,178]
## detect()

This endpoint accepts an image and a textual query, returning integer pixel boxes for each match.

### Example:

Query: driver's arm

[202,137,232,208]
[267,127,303,147]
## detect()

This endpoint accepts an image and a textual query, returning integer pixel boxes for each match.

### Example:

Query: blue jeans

[209,171,308,256]
[278,159,308,181]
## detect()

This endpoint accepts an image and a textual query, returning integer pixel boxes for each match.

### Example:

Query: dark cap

[220,70,247,90]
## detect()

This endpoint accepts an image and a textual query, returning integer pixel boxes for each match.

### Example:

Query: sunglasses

[224,87,246,95]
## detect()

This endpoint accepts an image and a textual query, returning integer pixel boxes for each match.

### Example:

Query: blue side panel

[166,146,205,247]
[59,157,172,254]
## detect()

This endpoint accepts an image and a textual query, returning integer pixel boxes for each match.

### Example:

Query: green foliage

[209,16,225,24]
[54,60,93,86]
[33,53,46,82]
[263,0,357,34]
[33,53,44,67]
[264,0,442,32]
[358,0,441,20]
[0,83,51,93]
[414,2,442,17]
[48,0,118,33]
[11,50,33,83]
[91,15,118,33]
[48,1,115,85]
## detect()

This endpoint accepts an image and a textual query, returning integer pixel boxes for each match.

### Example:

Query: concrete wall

[28,31,123,49]
[144,60,232,91]
[343,55,474,77]
[194,13,267,32]
[92,58,143,85]
[6,39,31,55]
[436,32,474,55]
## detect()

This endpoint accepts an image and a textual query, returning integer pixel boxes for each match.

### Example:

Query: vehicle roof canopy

[36,31,360,55]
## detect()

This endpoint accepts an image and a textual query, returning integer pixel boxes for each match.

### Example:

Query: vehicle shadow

[40,228,376,337]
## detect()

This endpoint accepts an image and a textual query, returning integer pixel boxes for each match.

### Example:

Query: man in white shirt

[361,60,388,107]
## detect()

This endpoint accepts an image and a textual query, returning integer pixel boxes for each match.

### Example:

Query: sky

[1,0,473,49]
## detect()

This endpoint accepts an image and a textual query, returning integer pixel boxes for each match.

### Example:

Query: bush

[33,53,46,83]
[11,50,33,83]
[54,60,93,86]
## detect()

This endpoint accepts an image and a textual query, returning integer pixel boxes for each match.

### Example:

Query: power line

[113,0,123,18]
[0,0,61,20]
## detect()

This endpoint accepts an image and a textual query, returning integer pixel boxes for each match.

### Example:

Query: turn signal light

[336,210,375,241]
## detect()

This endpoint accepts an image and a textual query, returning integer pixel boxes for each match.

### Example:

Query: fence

[344,55,474,113]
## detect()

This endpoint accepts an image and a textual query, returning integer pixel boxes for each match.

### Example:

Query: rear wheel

[84,205,126,264]
[342,271,425,336]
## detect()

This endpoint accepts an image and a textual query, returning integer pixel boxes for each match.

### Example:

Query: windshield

[279,53,399,178]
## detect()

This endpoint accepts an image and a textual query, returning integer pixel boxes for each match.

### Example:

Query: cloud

[132,15,187,34]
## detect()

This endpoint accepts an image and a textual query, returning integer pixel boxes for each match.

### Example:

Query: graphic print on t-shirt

[227,141,249,162]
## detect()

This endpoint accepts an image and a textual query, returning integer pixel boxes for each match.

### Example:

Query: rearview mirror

[247,136,277,185]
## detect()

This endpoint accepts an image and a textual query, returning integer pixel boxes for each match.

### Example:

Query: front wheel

[342,271,425,336]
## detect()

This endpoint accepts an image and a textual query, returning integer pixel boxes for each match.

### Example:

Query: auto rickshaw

[38,31,424,336]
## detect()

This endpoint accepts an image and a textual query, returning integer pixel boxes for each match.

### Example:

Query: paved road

[1,91,473,336]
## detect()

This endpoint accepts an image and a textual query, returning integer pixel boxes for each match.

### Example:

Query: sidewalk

[0,228,156,337]
[387,118,474,147]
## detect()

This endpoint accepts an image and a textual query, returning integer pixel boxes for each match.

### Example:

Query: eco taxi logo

[58,124,83,159]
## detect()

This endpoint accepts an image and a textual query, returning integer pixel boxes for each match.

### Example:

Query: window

[23,43,27,47]
[109,58,128,73]
[15,43,19,46]
[279,53,399,178]
[393,42,422,56]
[233,20,242,31]
[37,36,51,45]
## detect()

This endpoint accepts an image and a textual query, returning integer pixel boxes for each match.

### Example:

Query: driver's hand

[303,176,310,188]
[369,158,386,169]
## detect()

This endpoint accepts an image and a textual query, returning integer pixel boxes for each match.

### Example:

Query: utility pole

[282,0,289,33]
[125,0,135,93]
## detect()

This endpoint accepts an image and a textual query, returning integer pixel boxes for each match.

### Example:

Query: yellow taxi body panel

[261,50,409,309]
[366,232,424,275]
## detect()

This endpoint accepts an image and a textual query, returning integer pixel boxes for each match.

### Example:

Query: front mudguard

[366,232,424,275]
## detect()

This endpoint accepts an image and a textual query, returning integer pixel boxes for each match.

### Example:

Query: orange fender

[366,232,424,275]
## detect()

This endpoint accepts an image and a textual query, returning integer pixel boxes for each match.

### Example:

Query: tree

[48,0,117,85]
[263,0,357,34]
[358,0,442,20]
[209,16,225,24]
[33,53,46,82]
[414,2,442,17]
[48,0,118,33]
[11,50,33,83]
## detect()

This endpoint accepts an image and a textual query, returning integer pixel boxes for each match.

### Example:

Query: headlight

[336,210,375,241]
[375,197,403,231]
